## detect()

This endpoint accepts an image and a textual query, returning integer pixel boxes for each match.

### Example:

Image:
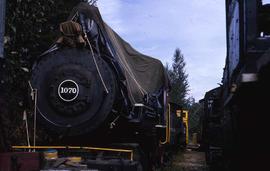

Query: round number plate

[58,80,79,102]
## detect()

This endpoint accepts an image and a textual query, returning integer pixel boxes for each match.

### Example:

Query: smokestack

[0,0,6,58]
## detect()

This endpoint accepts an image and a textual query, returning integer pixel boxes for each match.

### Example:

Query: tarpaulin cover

[69,3,169,104]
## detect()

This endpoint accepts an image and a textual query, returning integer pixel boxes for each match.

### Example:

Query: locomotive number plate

[58,79,79,102]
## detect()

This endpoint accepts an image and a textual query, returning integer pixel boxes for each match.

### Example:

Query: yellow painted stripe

[82,147,132,153]
[12,146,67,149]
[182,110,189,144]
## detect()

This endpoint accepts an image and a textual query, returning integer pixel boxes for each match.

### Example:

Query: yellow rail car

[176,110,189,145]
[182,110,189,145]
[160,104,189,147]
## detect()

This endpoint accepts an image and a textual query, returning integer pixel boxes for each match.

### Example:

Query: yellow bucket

[44,149,58,160]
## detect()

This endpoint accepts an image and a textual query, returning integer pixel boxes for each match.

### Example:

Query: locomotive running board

[12,145,134,161]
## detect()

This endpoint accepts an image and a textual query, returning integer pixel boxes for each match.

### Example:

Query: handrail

[160,104,171,145]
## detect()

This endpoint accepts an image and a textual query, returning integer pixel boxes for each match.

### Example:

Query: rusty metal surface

[0,152,40,171]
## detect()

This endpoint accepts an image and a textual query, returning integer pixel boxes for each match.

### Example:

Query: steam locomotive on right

[201,0,270,170]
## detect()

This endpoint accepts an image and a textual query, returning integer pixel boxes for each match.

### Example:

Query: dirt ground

[163,149,209,171]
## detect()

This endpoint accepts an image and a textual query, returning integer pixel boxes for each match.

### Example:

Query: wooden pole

[0,0,6,58]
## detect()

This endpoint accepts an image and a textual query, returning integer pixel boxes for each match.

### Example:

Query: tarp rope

[84,32,109,94]
[70,12,109,94]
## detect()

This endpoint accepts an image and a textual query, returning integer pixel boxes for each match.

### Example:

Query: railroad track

[163,149,208,171]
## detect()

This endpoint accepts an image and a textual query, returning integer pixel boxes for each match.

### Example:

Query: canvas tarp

[68,3,169,104]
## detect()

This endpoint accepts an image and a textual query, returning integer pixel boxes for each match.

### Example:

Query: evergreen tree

[0,0,82,148]
[187,99,203,136]
[168,48,189,106]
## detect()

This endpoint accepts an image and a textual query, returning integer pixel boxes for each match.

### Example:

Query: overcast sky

[97,0,226,101]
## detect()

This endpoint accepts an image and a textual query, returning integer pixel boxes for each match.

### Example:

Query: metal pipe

[0,0,6,58]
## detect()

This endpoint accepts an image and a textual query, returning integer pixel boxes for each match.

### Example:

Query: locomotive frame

[0,102,187,171]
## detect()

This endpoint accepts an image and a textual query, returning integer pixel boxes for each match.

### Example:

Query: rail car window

[182,113,186,118]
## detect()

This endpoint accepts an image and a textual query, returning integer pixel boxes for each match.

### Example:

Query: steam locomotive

[2,2,186,170]
[201,0,270,170]
[32,2,169,143]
